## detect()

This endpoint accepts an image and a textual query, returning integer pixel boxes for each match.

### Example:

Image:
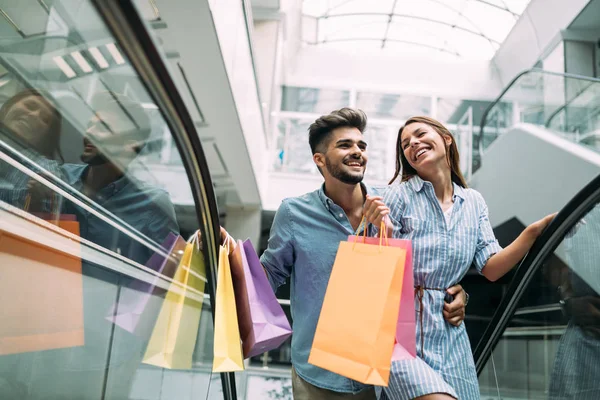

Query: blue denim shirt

[57,164,179,370]
[62,164,179,270]
[260,183,380,394]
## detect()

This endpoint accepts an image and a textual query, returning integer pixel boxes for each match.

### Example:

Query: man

[223,108,467,399]
[63,91,178,268]
[28,91,178,400]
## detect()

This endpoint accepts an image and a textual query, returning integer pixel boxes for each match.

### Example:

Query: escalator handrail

[91,1,236,399]
[473,172,600,374]
[544,78,600,129]
[477,68,600,167]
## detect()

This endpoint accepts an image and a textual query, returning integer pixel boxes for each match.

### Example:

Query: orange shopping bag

[0,213,83,355]
[308,219,406,386]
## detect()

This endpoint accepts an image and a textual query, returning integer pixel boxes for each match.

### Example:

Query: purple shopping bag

[106,232,186,334]
[229,239,292,358]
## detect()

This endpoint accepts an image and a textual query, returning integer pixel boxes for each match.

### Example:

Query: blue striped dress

[380,176,502,400]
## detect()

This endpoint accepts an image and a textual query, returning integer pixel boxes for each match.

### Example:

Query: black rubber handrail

[474,173,600,374]
[477,69,600,167]
[91,1,236,399]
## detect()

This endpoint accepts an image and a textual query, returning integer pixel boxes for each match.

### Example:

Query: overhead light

[53,56,76,78]
[141,102,158,109]
[106,43,125,65]
[70,51,92,73]
[89,47,109,69]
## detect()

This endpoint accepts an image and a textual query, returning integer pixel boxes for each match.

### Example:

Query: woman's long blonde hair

[389,116,468,188]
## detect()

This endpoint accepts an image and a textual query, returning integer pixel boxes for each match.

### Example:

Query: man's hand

[196,227,237,254]
[443,284,466,327]
[220,227,237,254]
[363,195,393,236]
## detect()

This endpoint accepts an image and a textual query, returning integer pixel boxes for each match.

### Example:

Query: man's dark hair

[308,107,367,154]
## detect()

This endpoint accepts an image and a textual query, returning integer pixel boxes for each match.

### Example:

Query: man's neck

[83,164,123,197]
[323,178,364,214]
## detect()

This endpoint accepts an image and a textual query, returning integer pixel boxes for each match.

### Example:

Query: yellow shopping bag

[142,234,206,369]
[212,244,244,372]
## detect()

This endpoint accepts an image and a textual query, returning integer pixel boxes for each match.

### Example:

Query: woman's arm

[481,213,556,282]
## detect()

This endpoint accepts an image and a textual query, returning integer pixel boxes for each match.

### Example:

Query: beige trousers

[291,367,377,400]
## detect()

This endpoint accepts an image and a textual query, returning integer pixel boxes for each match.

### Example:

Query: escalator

[470,69,600,399]
[474,173,600,399]
[0,1,236,399]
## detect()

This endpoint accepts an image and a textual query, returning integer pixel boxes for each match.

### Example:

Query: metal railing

[476,68,600,173]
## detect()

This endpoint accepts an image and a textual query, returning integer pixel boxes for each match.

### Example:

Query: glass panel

[0,2,219,400]
[437,98,509,127]
[478,70,600,173]
[272,118,315,174]
[478,201,600,399]
[318,15,388,42]
[302,0,533,60]
[281,86,350,114]
[355,91,431,120]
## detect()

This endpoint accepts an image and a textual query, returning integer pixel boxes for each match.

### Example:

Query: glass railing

[0,1,229,399]
[474,173,600,399]
[476,69,600,173]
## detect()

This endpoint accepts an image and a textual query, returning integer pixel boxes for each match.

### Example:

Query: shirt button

[339,213,343,218]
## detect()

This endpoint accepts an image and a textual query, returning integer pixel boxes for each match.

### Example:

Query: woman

[0,88,64,213]
[365,116,555,399]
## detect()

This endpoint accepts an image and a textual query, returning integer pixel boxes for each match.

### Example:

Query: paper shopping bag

[0,218,83,355]
[350,236,416,361]
[309,226,406,386]
[106,232,186,335]
[142,235,206,369]
[230,239,292,358]
[213,244,244,372]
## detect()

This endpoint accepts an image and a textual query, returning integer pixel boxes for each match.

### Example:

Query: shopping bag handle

[352,216,389,250]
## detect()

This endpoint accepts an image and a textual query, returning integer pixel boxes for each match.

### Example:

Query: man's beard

[81,152,109,166]
[325,156,364,184]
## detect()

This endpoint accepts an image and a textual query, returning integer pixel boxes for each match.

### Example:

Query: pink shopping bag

[348,235,416,361]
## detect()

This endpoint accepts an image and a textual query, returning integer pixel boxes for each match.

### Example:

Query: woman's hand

[482,212,558,282]
[527,212,558,237]
[25,178,53,211]
[443,284,467,327]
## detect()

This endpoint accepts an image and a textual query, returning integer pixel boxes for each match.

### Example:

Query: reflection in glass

[478,202,600,399]
[0,1,218,400]
[0,88,64,213]
[549,204,600,399]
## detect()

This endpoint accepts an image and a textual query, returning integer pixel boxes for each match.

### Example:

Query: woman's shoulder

[459,187,489,211]
[461,187,485,201]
